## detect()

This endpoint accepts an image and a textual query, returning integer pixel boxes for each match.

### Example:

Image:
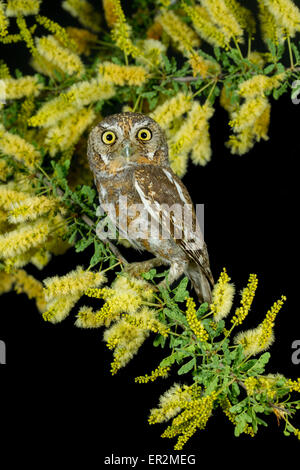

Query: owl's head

[87,112,169,174]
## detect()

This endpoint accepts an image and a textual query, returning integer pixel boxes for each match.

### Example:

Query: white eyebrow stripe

[132,120,151,131]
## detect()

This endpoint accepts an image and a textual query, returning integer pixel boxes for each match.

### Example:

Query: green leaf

[174,277,189,302]
[231,382,240,397]
[249,352,271,374]
[273,81,288,100]
[163,307,188,327]
[206,376,219,394]
[80,185,96,204]
[89,240,104,267]
[196,302,209,317]
[153,334,166,348]
[142,268,157,280]
[263,64,275,74]
[160,354,177,367]
[276,62,285,73]
[75,236,93,253]
[291,43,300,63]
[178,357,196,375]
[239,359,257,372]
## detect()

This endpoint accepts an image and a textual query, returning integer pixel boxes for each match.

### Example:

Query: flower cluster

[162,391,217,450]
[185,297,208,341]
[234,295,286,355]
[211,267,235,322]
[231,274,258,326]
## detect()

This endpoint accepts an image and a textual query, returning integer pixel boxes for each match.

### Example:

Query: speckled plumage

[87,112,213,302]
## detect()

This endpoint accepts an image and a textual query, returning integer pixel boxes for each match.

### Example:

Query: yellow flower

[226,128,255,155]
[0,271,14,294]
[190,124,212,166]
[0,124,41,168]
[136,38,166,69]
[258,2,285,45]
[0,60,10,78]
[188,52,219,79]
[170,101,214,153]
[230,96,269,132]
[42,294,80,323]
[258,295,286,349]
[162,391,217,450]
[7,195,58,224]
[150,92,192,130]
[135,365,171,383]
[0,185,29,210]
[234,325,274,355]
[16,16,36,54]
[1,76,43,99]
[104,315,150,373]
[66,27,97,55]
[75,306,104,328]
[185,297,208,341]
[182,3,228,48]
[43,266,106,301]
[169,101,214,176]
[36,15,78,52]
[238,73,286,98]
[244,376,258,395]
[231,274,258,326]
[45,107,96,156]
[248,51,266,68]
[102,0,118,27]
[6,0,41,16]
[286,378,300,393]
[13,269,46,312]
[99,62,149,86]
[201,0,244,42]
[62,0,101,33]
[156,9,200,55]
[0,0,9,37]
[260,0,300,38]
[35,35,84,77]
[149,384,193,424]
[211,268,235,322]
[31,249,52,270]
[124,307,170,337]
[224,0,256,36]
[253,103,271,141]
[0,219,50,259]
[110,0,141,57]
[28,79,115,127]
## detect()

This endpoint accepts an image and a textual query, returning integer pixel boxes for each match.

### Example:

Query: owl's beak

[122,141,131,160]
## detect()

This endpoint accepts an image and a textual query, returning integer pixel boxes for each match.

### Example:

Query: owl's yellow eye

[137,128,152,141]
[102,130,116,144]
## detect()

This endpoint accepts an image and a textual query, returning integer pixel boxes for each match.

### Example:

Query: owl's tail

[186,261,214,304]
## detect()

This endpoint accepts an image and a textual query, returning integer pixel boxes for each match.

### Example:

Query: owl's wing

[133,166,213,284]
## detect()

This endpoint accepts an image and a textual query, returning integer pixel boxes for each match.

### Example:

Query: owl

[87,112,214,302]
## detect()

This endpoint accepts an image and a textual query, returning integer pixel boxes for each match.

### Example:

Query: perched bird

[87,112,214,302]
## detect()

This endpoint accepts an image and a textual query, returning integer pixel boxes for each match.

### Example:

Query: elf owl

[87,112,214,302]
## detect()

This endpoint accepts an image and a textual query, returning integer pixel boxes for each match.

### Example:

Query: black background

[1,0,299,465]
